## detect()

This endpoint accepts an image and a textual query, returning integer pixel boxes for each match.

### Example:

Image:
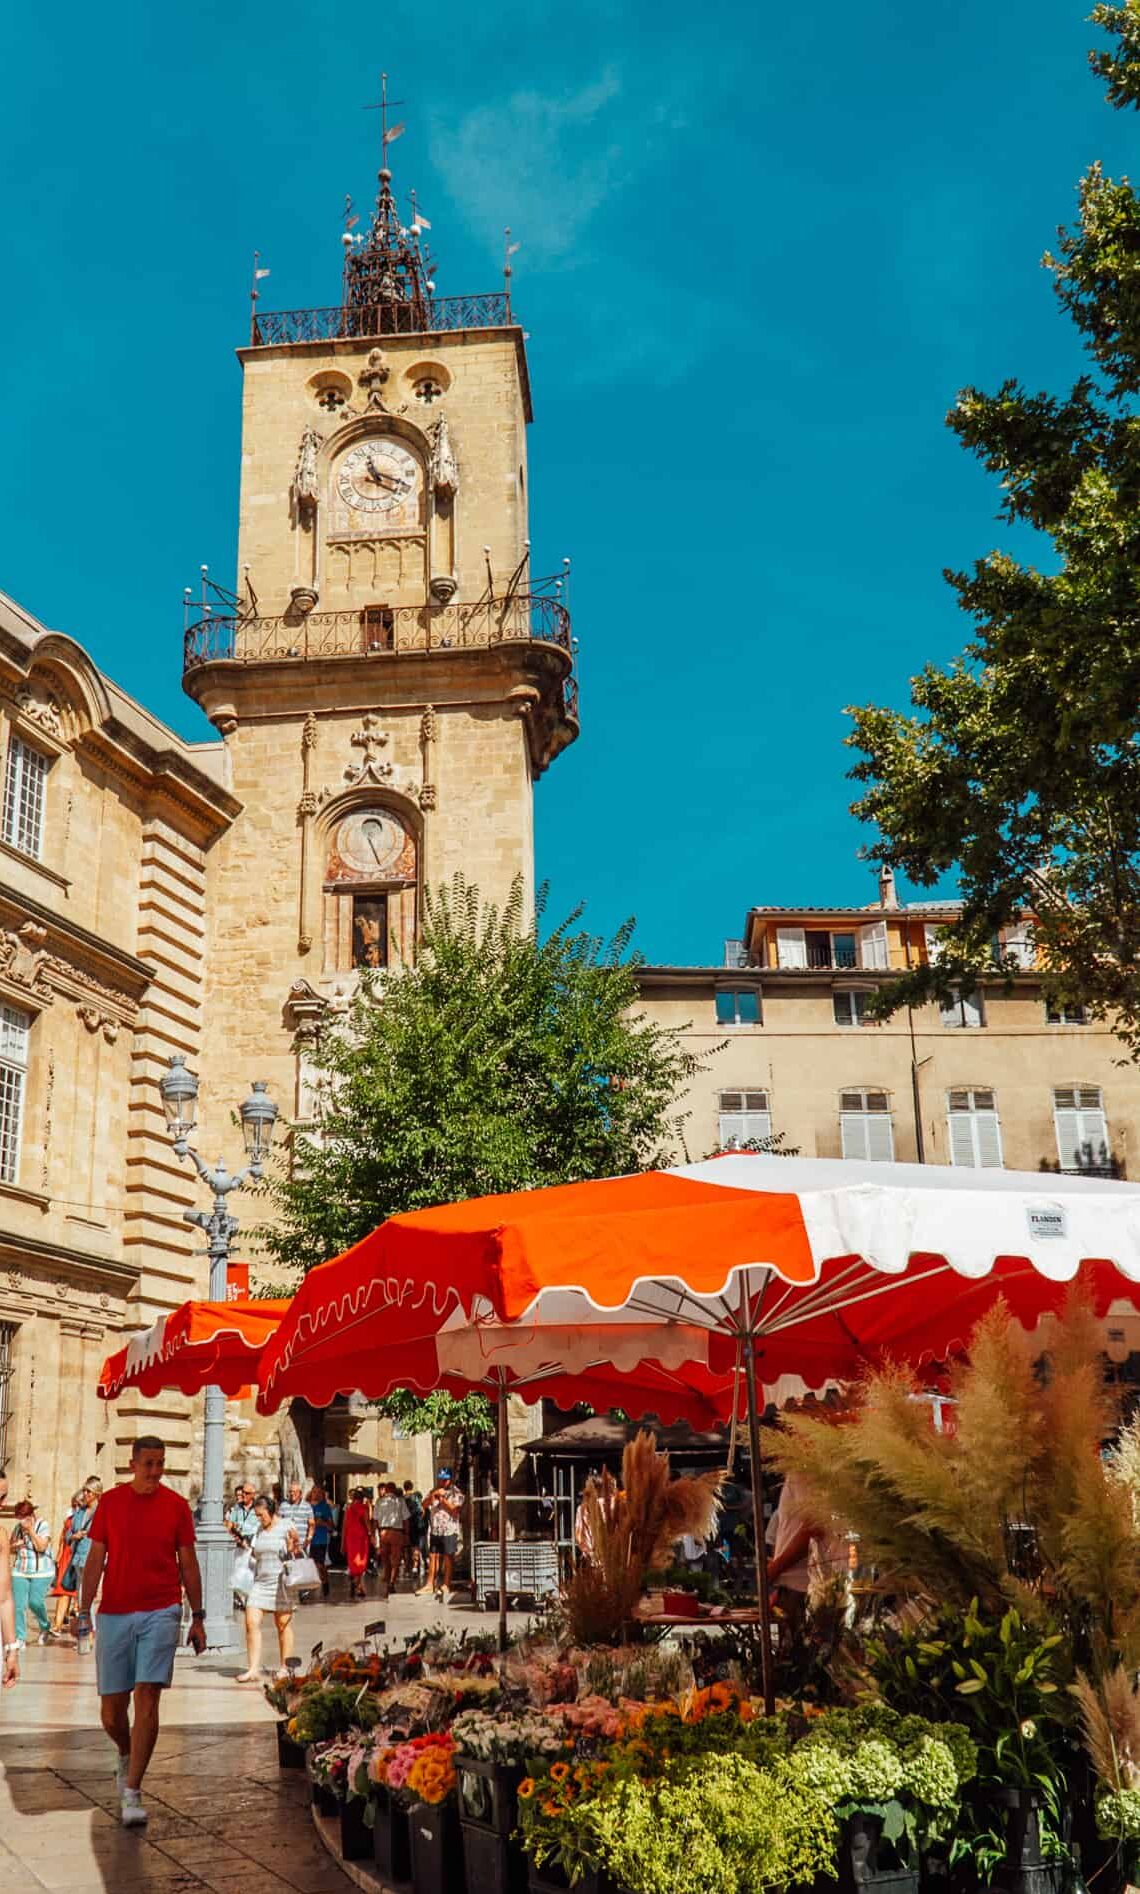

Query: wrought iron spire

[343,73,437,334]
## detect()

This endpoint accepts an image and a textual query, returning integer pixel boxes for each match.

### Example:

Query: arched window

[946,1088,1003,1168]
[839,1089,893,1162]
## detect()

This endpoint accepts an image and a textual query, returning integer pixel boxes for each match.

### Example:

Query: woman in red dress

[342,1489,372,1601]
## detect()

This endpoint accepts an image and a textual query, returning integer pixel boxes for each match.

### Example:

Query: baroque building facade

[0,151,577,1522]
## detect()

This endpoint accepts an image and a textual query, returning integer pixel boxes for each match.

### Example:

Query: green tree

[261,874,700,1274]
[847,4,1140,1054]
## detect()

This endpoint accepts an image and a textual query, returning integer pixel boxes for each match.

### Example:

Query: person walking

[278,1481,313,1551]
[236,1493,301,1684]
[308,1484,335,1600]
[341,1488,372,1602]
[49,1491,84,1633]
[75,1435,205,1828]
[225,1482,258,1547]
[402,1483,425,1584]
[418,1469,463,1604]
[0,1467,18,1687]
[375,1483,408,1596]
[10,1499,56,1646]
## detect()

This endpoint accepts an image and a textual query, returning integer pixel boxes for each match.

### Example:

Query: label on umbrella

[1027,1204,1066,1240]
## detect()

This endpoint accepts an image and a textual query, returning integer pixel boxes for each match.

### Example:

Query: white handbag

[232,1549,255,1599]
[284,1556,321,1593]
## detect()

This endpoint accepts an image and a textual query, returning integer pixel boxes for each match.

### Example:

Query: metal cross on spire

[364,71,406,176]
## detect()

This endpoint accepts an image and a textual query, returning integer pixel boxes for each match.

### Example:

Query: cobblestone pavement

[0,1581,530,1892]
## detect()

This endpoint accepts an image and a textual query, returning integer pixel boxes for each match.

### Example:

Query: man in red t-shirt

[76,1435,205,1828]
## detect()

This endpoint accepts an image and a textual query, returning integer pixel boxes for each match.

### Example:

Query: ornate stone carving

[78,1005,119,1044]
[99,1293,110,1310]
[345,713,393,786]
[6,1269,20,1290]
[359,348,390,410]
[292,426,321,514]
[421,705,437,748]
[15,682,65,740]
[430,573,457,605]
[0,922,54,1004]
[297,790,318,819]
[430,416,459,500]
[57,1279,71,1299]
[302,712,317,752]
[418,783,438,811]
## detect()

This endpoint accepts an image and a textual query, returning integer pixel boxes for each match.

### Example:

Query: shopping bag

[284,1556,321,1593]
[232,1549,255,1599]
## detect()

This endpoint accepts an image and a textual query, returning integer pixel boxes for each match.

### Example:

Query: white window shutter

[1053,1107,1081,1170]
[925,924,944,964]
[948,1112,978,1167]
[1003,923,1035,969]
[742,1110,772,1143]
[867,1113,895,1162]
[776,927,807,969]
[961,989,983,1028]
[975,1110,1003,1168]
[860,921,889,970]
[841,1114,869,1160]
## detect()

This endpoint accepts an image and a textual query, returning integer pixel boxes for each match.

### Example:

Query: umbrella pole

[497,1376,509,1655]
[742,1332,776,1718]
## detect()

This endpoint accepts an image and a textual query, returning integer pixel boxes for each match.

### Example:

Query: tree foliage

[847,4,1140,1053]
[260,875,700,1275]
[371,1388,494,1440]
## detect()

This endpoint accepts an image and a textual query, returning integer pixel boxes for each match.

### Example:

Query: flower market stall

[256,1152,1140,1709]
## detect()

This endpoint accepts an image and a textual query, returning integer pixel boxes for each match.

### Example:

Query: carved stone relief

[359,349,390,410]
[293,426,321,515]
[344,713,394,787]
[430,416,459,500]
[15,682,67,741]
[0,923,54,1004]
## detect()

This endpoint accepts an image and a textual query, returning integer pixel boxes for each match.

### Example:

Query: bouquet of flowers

[376,1732,458,1806]
[452,1707,568,1765]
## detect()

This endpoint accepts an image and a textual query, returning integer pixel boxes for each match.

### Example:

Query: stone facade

[0,590,237,1518]
[638,889,1140,1175]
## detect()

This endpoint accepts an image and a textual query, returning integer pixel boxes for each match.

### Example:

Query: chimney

[878,865,899,910]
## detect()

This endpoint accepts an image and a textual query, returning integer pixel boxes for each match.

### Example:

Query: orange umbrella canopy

[98,1297,289,1401]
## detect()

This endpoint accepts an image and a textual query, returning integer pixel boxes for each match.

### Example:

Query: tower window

[413,378,443,405]
[352,895,388,970]
[316,386,346,413]
[360,607,395,653]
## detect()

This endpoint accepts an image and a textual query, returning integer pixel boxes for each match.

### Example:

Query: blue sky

[0,0,1130,964]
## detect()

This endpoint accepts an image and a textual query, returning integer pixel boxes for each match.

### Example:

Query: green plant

[290,1682,384,1746]
[788,1705,977,1864]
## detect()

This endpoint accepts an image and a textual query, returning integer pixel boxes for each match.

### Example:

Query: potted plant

[453,1708,568,1894]
[389,1733,462,1894]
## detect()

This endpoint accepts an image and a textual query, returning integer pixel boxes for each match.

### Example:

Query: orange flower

[518,1779,536,1801]
[543,1801,561,1818]
[549,1763,570,1783]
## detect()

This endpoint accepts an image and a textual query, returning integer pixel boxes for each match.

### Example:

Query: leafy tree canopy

[260,874,699,1275]
[372,1388,494,1440]
[847,4,1140,1054]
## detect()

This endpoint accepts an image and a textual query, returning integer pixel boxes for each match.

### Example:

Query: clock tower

[184,141,577,1147]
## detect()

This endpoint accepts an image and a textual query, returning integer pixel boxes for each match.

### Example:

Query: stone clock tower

[184,151,578,1151]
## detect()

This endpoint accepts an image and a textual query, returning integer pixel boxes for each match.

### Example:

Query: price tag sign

[285,1656,301,1674]
[310,1641,323,1663]
[364,1619,386,1639]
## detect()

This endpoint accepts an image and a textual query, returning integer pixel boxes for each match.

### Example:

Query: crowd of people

[0,1470,105,1650]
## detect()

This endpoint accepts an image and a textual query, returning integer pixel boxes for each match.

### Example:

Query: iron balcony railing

[805,944,859,970]
[250,293,513,347]
[184,592,575,690]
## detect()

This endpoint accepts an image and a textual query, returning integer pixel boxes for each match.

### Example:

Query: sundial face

[335,809,407,877]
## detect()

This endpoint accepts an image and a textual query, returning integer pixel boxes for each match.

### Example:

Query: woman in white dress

[236,1494,301,1683]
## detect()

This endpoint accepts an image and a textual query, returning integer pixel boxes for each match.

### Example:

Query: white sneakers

[120,1788,147,1828]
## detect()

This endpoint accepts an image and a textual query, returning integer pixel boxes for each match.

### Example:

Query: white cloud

[429,68,633,263]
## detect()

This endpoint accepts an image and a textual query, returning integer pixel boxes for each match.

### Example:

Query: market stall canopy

[98,1297,289,1401]
[323,1447,390,1473]
[257,1155,1140,1414]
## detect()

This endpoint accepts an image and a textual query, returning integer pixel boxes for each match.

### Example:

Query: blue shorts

[95,1606,182,1696]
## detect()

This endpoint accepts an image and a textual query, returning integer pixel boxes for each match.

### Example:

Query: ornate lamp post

[158,1055,279,1648]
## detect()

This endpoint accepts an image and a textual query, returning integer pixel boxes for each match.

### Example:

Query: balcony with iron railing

[249,293,513,348]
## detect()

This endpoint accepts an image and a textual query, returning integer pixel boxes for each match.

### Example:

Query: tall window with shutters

[0,1319,12,1468]
[1,736,48,860]
[840,1090,894,1161]
[718,1090,771,1149]
[1053,1086,1110,1173]
[941,987,984,1029]
[0,1006,30,1184]
[947,1088,1003,1168]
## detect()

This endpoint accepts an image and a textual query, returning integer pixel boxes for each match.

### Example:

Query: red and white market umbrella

[98,1297,289,1402]
[254,1154,1140,1706]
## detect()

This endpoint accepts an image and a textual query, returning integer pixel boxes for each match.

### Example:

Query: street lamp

[158,1056,279,1647]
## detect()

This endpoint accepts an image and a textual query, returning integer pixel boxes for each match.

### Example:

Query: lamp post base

[196,1522,242,1651]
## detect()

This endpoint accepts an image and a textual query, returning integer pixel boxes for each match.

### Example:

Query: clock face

[335,439,420,515]
[335,810,411,879]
